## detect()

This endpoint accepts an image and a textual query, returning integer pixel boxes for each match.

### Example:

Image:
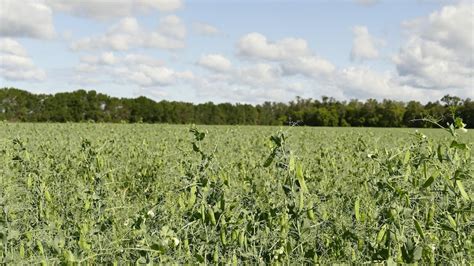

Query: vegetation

[1,114,472,263]
[1,88,473,128]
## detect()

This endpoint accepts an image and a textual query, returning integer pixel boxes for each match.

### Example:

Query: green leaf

[63,250,75,262]
[421,175,435,189]
[194,253,205,263]
[197,132,205,141]
[150,243,161,251]
[450,140,468,150]
[136,257,147,264]
[454,117,464,129]
[263,152,275,167]
[7,229,20,240]
[386,257,397,266]
[270,134,282,146]
[412,246,423,261]
[448,124,456,137]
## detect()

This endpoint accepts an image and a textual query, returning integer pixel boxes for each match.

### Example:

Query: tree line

[1,88,472,128]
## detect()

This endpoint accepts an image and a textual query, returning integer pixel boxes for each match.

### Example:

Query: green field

[1,123,473,264]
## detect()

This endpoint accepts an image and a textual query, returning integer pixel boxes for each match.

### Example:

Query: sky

[0,0,472,104]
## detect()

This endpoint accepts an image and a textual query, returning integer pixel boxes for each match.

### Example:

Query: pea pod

[207,207,217,225]
[426,205,435,227]
[376,224,388,244]
[220,229,227,246]
[44,189,52,203]
[298,190,304,212]
[238,230,245,248]
[37,240,44,255]
[232,253,238,266]
[306,200,315,220]
[184,238,190,256]
[231,230,238,242]
[307,208,315,221]
[296,162,308,193]
[414,219,425,239]
[19,242,25,258]
[354,198,361,222]
[213,246,219,263]
[447,214,457,229]
[200,204,206,223]
[188,185,196,207]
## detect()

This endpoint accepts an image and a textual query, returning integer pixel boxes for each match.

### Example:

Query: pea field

[1,122,472,264]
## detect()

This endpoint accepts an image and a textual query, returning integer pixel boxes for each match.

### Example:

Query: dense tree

[403,101,426,127]
[459,98,474,128]
[0,88,472,128]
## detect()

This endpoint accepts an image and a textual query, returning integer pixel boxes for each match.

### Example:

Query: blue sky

[0,0,472,103]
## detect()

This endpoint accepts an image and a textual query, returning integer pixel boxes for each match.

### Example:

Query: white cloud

[191,75,292,103]
[0,38,46,81]
[158,15,186,39]
[197,54,232,72]
[237,32,335,80]
[0,38,27,56]
[408,1,473,55]
[238,32,310,61]
[71,15,186,51]
[193,22,220,36]
[282,56,336,79]
[123,53,164,66]
[350,26,384,61]
[184,33,337,102]
[394,2,473,90]
[337,66,408,99]
[119,65,193,87]
[191,60,314,103]
[237,63,281,85]
[230,28,469,103]
[47,0,183,20]
[120,65,175,86]
[78,52,164,70]
[334,66,474,102]
[0,0,55,39]
[79,52,118,66]
[75,52,191,87]
[193,60,474,103]
[394,37,472,89]
[72,17,139,50]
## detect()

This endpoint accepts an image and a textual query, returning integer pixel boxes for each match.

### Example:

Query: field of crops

[1,122,472,264]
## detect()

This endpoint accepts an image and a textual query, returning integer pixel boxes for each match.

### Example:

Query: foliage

[1,88,474,128]
[0,121,472,264]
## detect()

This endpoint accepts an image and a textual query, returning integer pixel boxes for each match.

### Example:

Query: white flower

[171,237,180,247]
[147,210,155,218]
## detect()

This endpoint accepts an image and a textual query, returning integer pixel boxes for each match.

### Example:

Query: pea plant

[0,120,471,264]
